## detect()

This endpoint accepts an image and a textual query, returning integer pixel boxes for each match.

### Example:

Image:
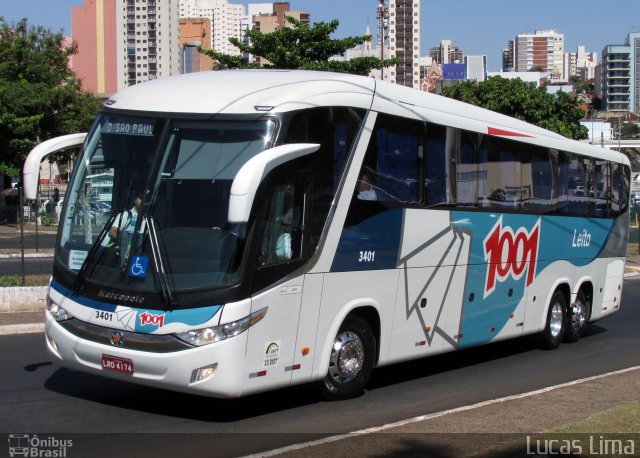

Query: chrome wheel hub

[572,297,587,332]
[328,331,364,383]
[550,302,564,338]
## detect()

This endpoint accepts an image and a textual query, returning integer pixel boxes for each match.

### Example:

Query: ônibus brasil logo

[483,217,540,298]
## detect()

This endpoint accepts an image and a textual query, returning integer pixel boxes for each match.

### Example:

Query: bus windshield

[58,113,276,294]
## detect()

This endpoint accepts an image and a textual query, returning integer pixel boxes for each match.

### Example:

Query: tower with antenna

[377,0,389,78]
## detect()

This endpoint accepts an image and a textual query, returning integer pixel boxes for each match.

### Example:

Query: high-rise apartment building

[71,0,118,97]
[251,2,309,66]
[429,39,463,64]
[179,0,243,56]
[566,45,598,81]
[252,2,309,34]
[601,32,640,112]
[514,30,565,80]
[502,39,514,72]
[241,3,274,63]
[389,0,420,88]
[118,0,180,88]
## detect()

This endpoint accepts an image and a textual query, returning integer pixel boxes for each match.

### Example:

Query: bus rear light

[190,363,218,384]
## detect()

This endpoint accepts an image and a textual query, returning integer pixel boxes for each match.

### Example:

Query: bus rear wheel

[564,290,590,343]
[539,289,567,350]
[320,315,375,401]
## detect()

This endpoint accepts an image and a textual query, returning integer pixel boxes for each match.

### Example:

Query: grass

[473,402,640,457]
[0,274,50,287]
[554,401,640,434]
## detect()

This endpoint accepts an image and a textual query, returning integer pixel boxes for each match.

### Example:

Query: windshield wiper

[72,211,119,292]
[146,216,178,309]
[72,181,135,292]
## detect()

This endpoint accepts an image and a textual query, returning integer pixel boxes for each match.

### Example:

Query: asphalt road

[0,256,53,276]
[1,278,639,458]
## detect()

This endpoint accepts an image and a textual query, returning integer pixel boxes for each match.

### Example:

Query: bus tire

[320,314,375,401]
[564,290,590,343]
[539,289,567,350]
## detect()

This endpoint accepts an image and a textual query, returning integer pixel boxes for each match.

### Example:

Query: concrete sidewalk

[267,367,640,457]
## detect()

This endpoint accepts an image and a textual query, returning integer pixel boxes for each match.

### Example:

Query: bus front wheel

[539,290,567,350]
[320,314,375,401]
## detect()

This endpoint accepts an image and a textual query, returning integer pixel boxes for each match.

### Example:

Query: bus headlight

[175,307,267,347]
[46,297,72,322]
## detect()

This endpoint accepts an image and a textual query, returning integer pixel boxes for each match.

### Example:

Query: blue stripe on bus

[50,279,222,332]
[330,208,403,272]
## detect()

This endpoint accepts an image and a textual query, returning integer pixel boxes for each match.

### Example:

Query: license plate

[102,354,134,375]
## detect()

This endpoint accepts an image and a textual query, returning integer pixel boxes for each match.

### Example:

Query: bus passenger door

[244,174,309,393]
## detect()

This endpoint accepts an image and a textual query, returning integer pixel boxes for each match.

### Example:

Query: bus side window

[425,123,448,207]
[358,114,423,204]
[258,181,306,267]
[485,137,522,210]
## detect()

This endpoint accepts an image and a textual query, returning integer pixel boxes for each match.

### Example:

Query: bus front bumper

[44,311,248,398]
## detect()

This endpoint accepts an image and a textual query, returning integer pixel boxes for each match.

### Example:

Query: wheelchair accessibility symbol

[128,256,149,278]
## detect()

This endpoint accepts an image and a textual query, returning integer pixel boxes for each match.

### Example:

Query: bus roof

[106,70,376,114]
[105,70,628,166]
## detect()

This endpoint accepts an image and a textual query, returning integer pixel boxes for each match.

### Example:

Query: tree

[200,16,398,76]
[441,77,589,140]
[0,18,102,188]
[621,122,640,139]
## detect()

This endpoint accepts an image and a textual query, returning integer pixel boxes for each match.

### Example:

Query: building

[418,56,442,93]
[179,0,243,57]
[179,18,213,73]
[251,2,309,66]
[465,55,487,82]
[601,32,640,113]
[502,39,514,72]
[252,2,309,34]
[580,120,612,145]
[429,39,463,64]
[566,45,598,81]
[71,0,118,97]
[514,30,565,81]
[119,0,181,88]
[70,0,180,93]
[241,4,274,63]
[389,0,420,89]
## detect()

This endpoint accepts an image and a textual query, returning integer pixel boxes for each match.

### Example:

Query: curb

[0,286,47,313]
[0,253,53,259]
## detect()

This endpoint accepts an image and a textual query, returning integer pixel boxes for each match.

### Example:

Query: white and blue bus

[23,70,630,399]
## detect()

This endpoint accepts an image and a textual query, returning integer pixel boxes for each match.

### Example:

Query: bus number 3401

[359,251,376,262]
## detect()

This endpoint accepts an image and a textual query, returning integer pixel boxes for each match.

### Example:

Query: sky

[1,0,639,72]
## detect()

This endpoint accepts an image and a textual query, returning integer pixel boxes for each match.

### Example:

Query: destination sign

[104,118,155,136]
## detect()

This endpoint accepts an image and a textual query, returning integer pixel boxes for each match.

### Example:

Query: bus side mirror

[228,143,320,224]
[22,133,87,200]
